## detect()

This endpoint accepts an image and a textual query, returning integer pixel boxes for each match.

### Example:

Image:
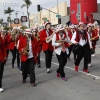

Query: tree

[0,19,4,24]
[20,26,27,30]
[3,26,10,31]
[21,0,32,28]
[4,7,15,28]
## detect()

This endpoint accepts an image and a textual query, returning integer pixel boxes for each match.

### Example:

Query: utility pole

[15,11,18,27]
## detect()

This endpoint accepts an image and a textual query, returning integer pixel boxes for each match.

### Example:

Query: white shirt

[71,31,92,47]
[28,38,33,59]
[52,34,69,55]
[65,31,70,43]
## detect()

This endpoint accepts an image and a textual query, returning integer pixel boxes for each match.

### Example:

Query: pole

[57,0,59,24]
[57,0,59,14]
[15,12,18,28]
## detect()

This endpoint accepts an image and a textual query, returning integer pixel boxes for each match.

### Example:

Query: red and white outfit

[18,29,39,85]
[52,31,70,79]
[71,29,92,73]
[40,29,54,72]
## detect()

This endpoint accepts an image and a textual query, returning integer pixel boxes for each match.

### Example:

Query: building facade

[29,13,38,29]
[70,0,97,24]
[38,1,69,25]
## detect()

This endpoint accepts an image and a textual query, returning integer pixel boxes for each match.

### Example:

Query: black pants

[11,47,20,67]
[75,44,89,70]
[88,49,91,64]
[21,57,35,83]
[4,50,9,64]
[56,51,67,77]
[44,50,53,68]
[0,61,4,88]
[37,53,41,65]
[68,44,77,60]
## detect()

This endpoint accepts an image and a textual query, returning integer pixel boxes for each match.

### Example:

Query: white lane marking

[40,58,100,80]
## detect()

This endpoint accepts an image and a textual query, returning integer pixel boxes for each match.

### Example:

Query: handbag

[90,49,95,54]
[72,44,80,54]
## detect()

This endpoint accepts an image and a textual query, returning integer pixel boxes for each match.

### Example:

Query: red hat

[44,21,51,27]
[79,22,84,26]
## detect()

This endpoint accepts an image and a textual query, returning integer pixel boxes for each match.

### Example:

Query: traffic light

[58,18,61,24]
[37,5,41,11]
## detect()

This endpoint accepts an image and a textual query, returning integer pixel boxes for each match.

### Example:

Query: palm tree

[0,19,4,24]
[21,0,32,28]
[4,7,15,28]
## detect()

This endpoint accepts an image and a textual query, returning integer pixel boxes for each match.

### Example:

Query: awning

[91,13,100,20]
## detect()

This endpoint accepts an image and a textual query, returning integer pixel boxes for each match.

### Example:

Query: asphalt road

[1,44,100,100]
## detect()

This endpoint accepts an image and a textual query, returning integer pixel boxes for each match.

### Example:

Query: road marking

[40,58,100,80]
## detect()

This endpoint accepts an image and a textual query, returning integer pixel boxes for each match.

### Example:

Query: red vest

[55,32,70,49]
[75,31,88,42]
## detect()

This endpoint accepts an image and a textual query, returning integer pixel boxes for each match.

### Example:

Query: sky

[0,0,100,22]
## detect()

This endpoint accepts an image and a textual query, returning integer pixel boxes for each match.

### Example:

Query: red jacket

[0,36,7,63]
[9,34,21,50]
[18,36,39,63]
[5,34,11,50]
[40,29,54,51]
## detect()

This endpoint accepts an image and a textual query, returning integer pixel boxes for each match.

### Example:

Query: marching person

[67,25,77,61]
[31,28,41,68]
[9,28,20,69]
[71,22,92,73]
[52,25,70,81]
[91,25,99,57]
[40,21,54,73]
[87,23,93,67]
[0,35,7,92]
[18,29,39,87]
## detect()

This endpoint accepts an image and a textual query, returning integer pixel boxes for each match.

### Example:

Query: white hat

[87,23,92,27]
[44,22,51,27]
[69,24,75,29]
[57,24,64,31]
[12,27,18,30]
[31,27,37,32]
[79,22,84,26]
[24,29,32,34]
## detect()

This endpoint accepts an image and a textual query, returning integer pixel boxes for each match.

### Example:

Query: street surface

[1,41,100,100]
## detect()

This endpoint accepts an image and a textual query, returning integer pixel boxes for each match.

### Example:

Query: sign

[21,16,27,22]
[2,22,7,27]
[56,14,61,18]
[14,18,19,24]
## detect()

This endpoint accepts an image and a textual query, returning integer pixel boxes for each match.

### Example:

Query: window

[77,3,81,13]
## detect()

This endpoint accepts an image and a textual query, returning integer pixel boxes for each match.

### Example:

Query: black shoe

[37,64,41,68]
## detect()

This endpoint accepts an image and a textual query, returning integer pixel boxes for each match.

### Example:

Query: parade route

[1,46,100,100]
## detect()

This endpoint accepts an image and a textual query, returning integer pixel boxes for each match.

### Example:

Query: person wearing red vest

[91,27,99,57]
[87,23,93,67]
[31,27,41,68]
[40,22,54,73]
[52,25,70,81]
[71,22,92,73]
[9,28,20,69]
[0,35,7,92]
[18,29,39,87]
[67,25,77,61]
